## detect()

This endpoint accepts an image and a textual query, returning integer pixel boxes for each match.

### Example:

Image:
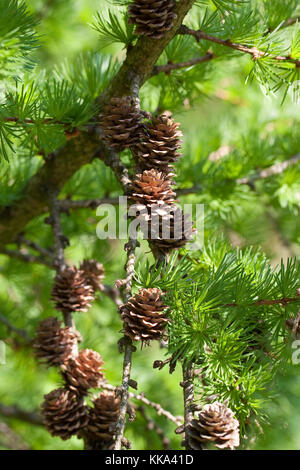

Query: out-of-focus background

[0,0,300,450]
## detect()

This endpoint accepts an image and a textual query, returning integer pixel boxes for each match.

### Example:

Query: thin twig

[137,405,171,450]
[0,422,30,450]
[100,285,123,308]
[47,189,76,332]
[0,248,53,268]
[176,153,300,196]
[281,16,300,28]
[236,153,300,184]
[0,313,31,343]
[103,383,183,426]
[16,234,53,259]
[0,403,43,426]
[114,239,139,450]
[152,53,214,76]
[59,197,120,210]
[292,309,300,338]
[96,144,131,192]
[178,25,300,66]
[129,392,183,426]
[47,189,66,273]
[181,362,196,450]
[224,296,300,308]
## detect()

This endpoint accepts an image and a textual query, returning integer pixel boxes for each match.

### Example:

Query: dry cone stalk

[86,391,121,449]
[128,0,177,39]
[42,387,88,440]
[135,112,182,174]
[80,259,105,293]
[187,402,240,450]
[34,317,78,367]
[61,349,105,395]
[120,288,169,342]
[100,96,143,151]
[51,266,94,314]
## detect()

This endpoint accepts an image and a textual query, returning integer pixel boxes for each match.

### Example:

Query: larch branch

[152,53,214,76]
[179,25,300,66]
[0,403,43,426]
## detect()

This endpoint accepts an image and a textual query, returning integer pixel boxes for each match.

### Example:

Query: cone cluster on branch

[126,108,195,253]
[42,388,88,440]
[187,402,240,450]
[51,266,95,314]
[128,0,177,39]
[34,317,78,367]
[120,288,169,343]
[100,96,143,151]
[80,259,105,293]
[86,391,121,450]
[61,349,105,395]
[38,255,111,444]
[135,112,182,175]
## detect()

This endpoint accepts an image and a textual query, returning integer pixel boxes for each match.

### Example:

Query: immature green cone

[100,96,143,151]
[42,388,88,441]
[61,349,105,395]
[80,259,105,293]
[86,391,120,450]
[135,112,182,174]
[33,317,77,367]
[128,0,177,39]
[120,288,169,343]
[51,266,94,314]
[187,402,240,450]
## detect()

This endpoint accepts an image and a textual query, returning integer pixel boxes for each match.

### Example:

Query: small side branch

[0,403,43,426]
[137,405,171,450]
[103,383,183,426]
[59,197,120,211]
[177,153,300,197]
[0,313,31,343]
[47,189,67,273]
[178,25,300,66]
[236,153,300,185]
[152,53,214,76]
[0,248,53,268]
[97,145,131,192]
[181,362,195,450]
[16,234,53,259]
[129,392,183,426]
[100,285,123,308]
[114,239,139,450]
[47,189,75,330]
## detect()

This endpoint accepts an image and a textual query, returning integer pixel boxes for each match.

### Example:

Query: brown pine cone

[86,391,120,450]
[51,266,95,314]
[128,0,177,39]
[80,259,105,293]
[61,349,105,395]
[187,402,240,450]
[145,205,195,254]
[130,169,176,208]
[33,317,78,367]
[42,387,88,440]
[100,96,143,151]
[120,288,169,343]
[135,112,182,174]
